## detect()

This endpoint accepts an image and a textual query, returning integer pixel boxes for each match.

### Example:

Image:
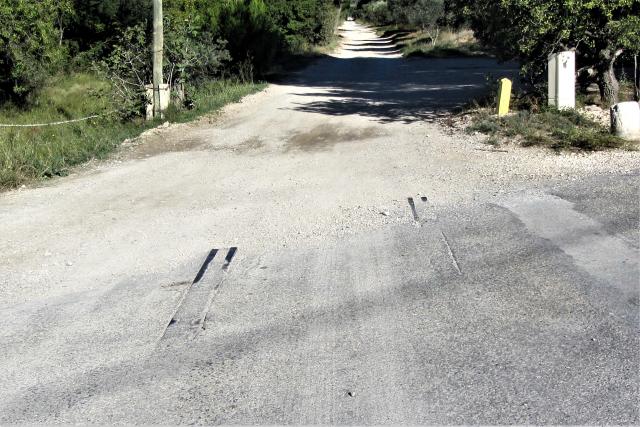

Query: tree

[67,0,151,53]
[0,0,73,101]
[593,13,640,104]
[360,0,392,25]
[96,24,150,118]
[401,0,444,45]
[444,0,640,106]
[0,0,342,105]
[266,0,338,47]
[164,19,231,89]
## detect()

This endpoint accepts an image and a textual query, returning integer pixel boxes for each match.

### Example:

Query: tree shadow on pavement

[280,56,519,123]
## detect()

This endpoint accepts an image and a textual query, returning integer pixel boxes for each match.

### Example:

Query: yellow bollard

[497,78,512,117]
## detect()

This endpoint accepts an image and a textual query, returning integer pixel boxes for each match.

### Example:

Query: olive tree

[361,0,393,25]
[403,0,444,45]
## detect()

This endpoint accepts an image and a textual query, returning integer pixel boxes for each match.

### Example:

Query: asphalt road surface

[0,22,638,424]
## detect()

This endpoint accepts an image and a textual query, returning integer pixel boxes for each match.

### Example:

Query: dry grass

[467,108,635,151]
[399,29,488,58]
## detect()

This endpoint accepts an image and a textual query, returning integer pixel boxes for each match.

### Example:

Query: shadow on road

[281,56,519,123]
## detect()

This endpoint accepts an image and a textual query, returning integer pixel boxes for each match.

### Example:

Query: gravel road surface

[0,21,638,424]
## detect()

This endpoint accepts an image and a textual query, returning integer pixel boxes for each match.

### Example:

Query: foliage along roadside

[0,0,343,105]
[466,108,631,152]
[0,75,264,189]
[441,0,640,106]
[352,0,639,107]
[0,0,344,189]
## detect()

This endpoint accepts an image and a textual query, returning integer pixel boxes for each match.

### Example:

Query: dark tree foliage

[267,0,339,46]
[0,0,340,102]
[355,0,444,29]
[66,0,151,53]
[0,0,72,101]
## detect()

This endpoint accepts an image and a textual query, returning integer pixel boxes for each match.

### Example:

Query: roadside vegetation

[0,0,343,189]
[468,109,627,152]
[373,27,485,58]
[349,0,639,151]
[351,0,484,58]
[464,77,638,151]
[0,76,263,188]
[400,30,485,58]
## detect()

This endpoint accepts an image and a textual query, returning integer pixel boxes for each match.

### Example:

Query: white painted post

[145,84,170,121]
[548,51,575,110]
[548,53,557,107]
[611,102,640,140]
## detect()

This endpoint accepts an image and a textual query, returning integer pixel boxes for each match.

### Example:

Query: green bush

[96,18,234,119]
[165,19,232,87]
[0,0,73,102]
[0,0,339,103]
[66,0,151,54]
[360,1,393,25]
[164,0,338,75]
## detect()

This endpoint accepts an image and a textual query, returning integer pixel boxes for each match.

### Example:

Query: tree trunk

[431,27,439,47]
[58,17,64,46]
[599,64,619,106]
[597,48,623,106]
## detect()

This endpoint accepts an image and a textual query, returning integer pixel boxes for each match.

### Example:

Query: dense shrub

[359,1,393,25]
[214,0,281,74]
[66,0,151,54]
[97,20,233,118]
[267,0,339,50]
[0,0,341,103]
[167,0,340,72]
[392,0,443,43]
[0,0,73,101]
[165,19,231,86]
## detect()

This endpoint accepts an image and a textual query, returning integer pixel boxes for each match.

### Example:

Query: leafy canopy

[0,0,73,100]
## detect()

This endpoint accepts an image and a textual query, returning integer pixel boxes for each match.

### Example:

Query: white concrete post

[548,54,557,107]
[548,51,576,110]
[145,84,170,121]
[611,101,640,140]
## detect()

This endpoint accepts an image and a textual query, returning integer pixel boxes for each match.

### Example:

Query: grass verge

[0,73,265,189]
[468,108,632,151]
[371,26,487,58]
[402,30,487,58]
[164,80,267,124]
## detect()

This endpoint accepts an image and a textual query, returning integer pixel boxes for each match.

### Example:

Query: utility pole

[152,0,164,118]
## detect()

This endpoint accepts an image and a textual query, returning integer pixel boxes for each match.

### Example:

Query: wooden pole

[152,0,163,118]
